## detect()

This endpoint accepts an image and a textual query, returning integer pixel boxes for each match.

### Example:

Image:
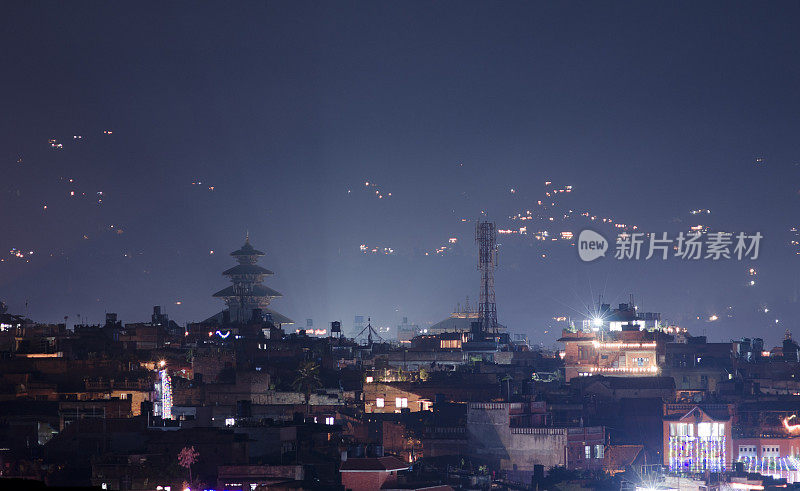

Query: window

[440,339,461,349]
[585,445,591,459]
[325,416,334,425]
[365,376,373,383]
[396,397,408,408]
[671,422,694,437]
[376,398,384,408]
[698,422,725,437]
[595,445,604,459]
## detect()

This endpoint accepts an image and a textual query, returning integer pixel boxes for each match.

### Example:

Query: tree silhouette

[292,361,322,415]
[178,446,200,483]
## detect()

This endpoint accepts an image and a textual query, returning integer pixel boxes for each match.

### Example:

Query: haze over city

[3,1,800,346]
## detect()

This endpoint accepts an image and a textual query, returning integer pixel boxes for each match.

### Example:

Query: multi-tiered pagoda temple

[207,237,294,326]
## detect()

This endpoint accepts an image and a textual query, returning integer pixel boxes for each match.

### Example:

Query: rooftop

[230,239,265,257]
[223,264,275,276]
[213,285,283,298]
[340,456,409,472]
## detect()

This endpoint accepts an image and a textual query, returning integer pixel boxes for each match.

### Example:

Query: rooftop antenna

[355,317,383,345]
[476,221,498,335]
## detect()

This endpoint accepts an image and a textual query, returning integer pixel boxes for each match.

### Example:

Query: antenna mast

[475,221,498,336]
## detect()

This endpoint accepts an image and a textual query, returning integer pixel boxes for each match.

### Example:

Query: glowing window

[376,397,384,408]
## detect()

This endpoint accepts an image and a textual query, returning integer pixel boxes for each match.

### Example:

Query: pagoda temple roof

[230,240,265,257]
[212,285,283,298]
[222,264,275,276]
[202,308,294,325]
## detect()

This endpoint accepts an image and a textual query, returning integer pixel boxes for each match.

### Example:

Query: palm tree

[292,361,322,415]
[177,446,199,484]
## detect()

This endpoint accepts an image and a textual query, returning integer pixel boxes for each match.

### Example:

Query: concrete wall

[466,403,567,472]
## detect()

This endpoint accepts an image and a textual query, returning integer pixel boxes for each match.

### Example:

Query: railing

[511,427,566,435]
[567,426,604,435]
[666,403,729,412]
[469,402,525,410]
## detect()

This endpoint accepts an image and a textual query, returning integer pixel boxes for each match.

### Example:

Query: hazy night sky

[2,1,800,346]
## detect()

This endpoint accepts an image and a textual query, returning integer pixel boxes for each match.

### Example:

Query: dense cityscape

[4,1,800,490]
[2,230,800,490]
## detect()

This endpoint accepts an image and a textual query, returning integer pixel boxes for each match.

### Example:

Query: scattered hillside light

[750,280,756,286]
[225,418,235,426]
[159,360,166,368]
[709,315,719,321]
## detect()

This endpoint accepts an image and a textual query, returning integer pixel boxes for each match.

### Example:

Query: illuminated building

[559,299,674,380]
[584,301,662,332]
[731,401,800,482]
[559,329,667,381]
[209,236,293,325]
[663,404,733,473]
[154,369,173,420]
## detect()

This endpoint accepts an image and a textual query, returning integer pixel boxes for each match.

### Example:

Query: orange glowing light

[783,415,800,432]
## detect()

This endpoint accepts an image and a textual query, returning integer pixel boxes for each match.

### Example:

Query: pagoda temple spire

[212,238,292,325]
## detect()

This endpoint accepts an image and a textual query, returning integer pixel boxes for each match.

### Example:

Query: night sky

[2,2,800,347]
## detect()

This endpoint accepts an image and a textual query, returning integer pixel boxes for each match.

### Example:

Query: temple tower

[213,236,284,323]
